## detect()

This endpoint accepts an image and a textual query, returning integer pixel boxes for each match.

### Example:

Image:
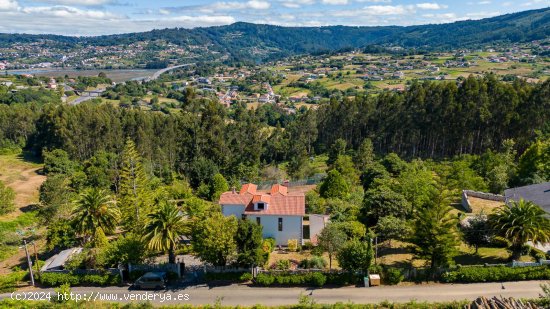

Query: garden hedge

[38,272,121,287]
[441,265,550,283]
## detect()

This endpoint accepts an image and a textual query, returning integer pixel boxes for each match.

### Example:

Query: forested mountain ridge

[1,8,549,62]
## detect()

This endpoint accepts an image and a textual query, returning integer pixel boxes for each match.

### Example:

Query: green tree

[38,175,73,221]
[362,183,410,225]
[235,219,264,267]
[332,221,367,240]
[394,160,436,215]
[43,149,75,175]
[46,219,77,251]
[119,139,152,232]
[317,223,347,270]
[319,170,350,199]
[516,139,550,185]
[461,213,492,254]
[0,180,15,215]
[143,202,188,264]
[103,234,147,267]
[375,216,412,247]
[410,189,459,271]
[192,212,238,266]
[209,173,229,201]
[327,138,347,165]
[332,155,359,185]
[72,188,120,244]
[336,239,373,274]
[354,138,374,171]
[489,199,550,260]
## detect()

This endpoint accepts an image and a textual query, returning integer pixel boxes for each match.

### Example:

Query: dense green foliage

[255,272,327,287]
[441,265,550,283]
[0,180,16,215]
[38,272,121,287]
[489,199,550,260]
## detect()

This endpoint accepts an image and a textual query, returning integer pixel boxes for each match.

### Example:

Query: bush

[325,272,359,285]
[288,239,299,252]
[383,268,404,285]
[441,265,550,283]
[254,272,327,287]
[529,247,549,261]
[240,272,253,282]
[204,272,248,282]
[38,272,121,287]
[0,271,27,293]
[276,259,291,270]
[299,256,327,269]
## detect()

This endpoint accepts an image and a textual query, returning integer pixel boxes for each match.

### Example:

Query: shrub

[325,272,359,286]
[240,272,253,282]
[441,266,550,283]
[299,256,327,269]
[204,272,248,282]
[288,239,299,252]
[263,238,276,252]
[384,268,404,285]
[0,271,27,293]
[39,272,121,287]
[302,241,314,251]
[276,259,291,270]
[255,273,275,286]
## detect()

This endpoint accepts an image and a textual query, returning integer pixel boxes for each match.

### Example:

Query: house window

[278,218,283,231]
[257,203,265,210]
[256,217,261,225]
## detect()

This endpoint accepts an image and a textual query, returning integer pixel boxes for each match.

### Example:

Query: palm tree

[72,188,120,243]
[490,199,550,260]
[143,202,187,264]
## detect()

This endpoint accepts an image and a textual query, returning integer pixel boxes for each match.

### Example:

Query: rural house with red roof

[219,183,306,246]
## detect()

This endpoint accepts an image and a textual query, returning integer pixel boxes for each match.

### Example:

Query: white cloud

[279,0,314,8]
[478,1,491,4]
[38,0,114,5]
[21,6,118,19]
[0,0,18,11]
[322,0,348,5]
[364,5,409,15]
[356,0,392,2]
[416,3,448,10]
[210,0,271,10]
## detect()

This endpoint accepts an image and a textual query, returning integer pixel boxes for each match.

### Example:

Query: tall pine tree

[119,139,152,233]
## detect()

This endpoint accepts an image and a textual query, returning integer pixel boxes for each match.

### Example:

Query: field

[0,154,45,275]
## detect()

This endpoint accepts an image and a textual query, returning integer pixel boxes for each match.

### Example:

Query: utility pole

[23,240,35,286]
[32,242,39,274]
[374,236,378,265]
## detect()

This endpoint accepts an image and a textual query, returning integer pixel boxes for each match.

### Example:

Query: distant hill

[1,7,549,62]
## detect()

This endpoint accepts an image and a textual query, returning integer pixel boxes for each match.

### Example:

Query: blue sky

[0,0,548,35]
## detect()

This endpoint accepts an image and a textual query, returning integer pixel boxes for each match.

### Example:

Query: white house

[219,183,305,246]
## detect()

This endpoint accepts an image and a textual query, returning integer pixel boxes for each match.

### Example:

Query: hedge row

[204,272,252,282]
[39,272,121,287]
[255,272,327,287]
[441,265,550,283]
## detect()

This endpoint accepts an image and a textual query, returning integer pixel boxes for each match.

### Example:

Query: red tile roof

[270,184,288,196]
[219,183,305,216]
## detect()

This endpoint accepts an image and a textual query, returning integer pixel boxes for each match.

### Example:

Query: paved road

[149,63,195,81]
[1,281,546,306]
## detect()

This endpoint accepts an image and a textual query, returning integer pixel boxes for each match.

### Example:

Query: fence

[244,174,326,190]
[461,190,505,212]
[128,263,182,278]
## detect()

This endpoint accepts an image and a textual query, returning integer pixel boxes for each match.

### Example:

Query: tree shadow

[453,252,509,265]
[17,151,42,165]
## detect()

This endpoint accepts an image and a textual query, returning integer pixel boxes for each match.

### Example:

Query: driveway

[1,281,547,306]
